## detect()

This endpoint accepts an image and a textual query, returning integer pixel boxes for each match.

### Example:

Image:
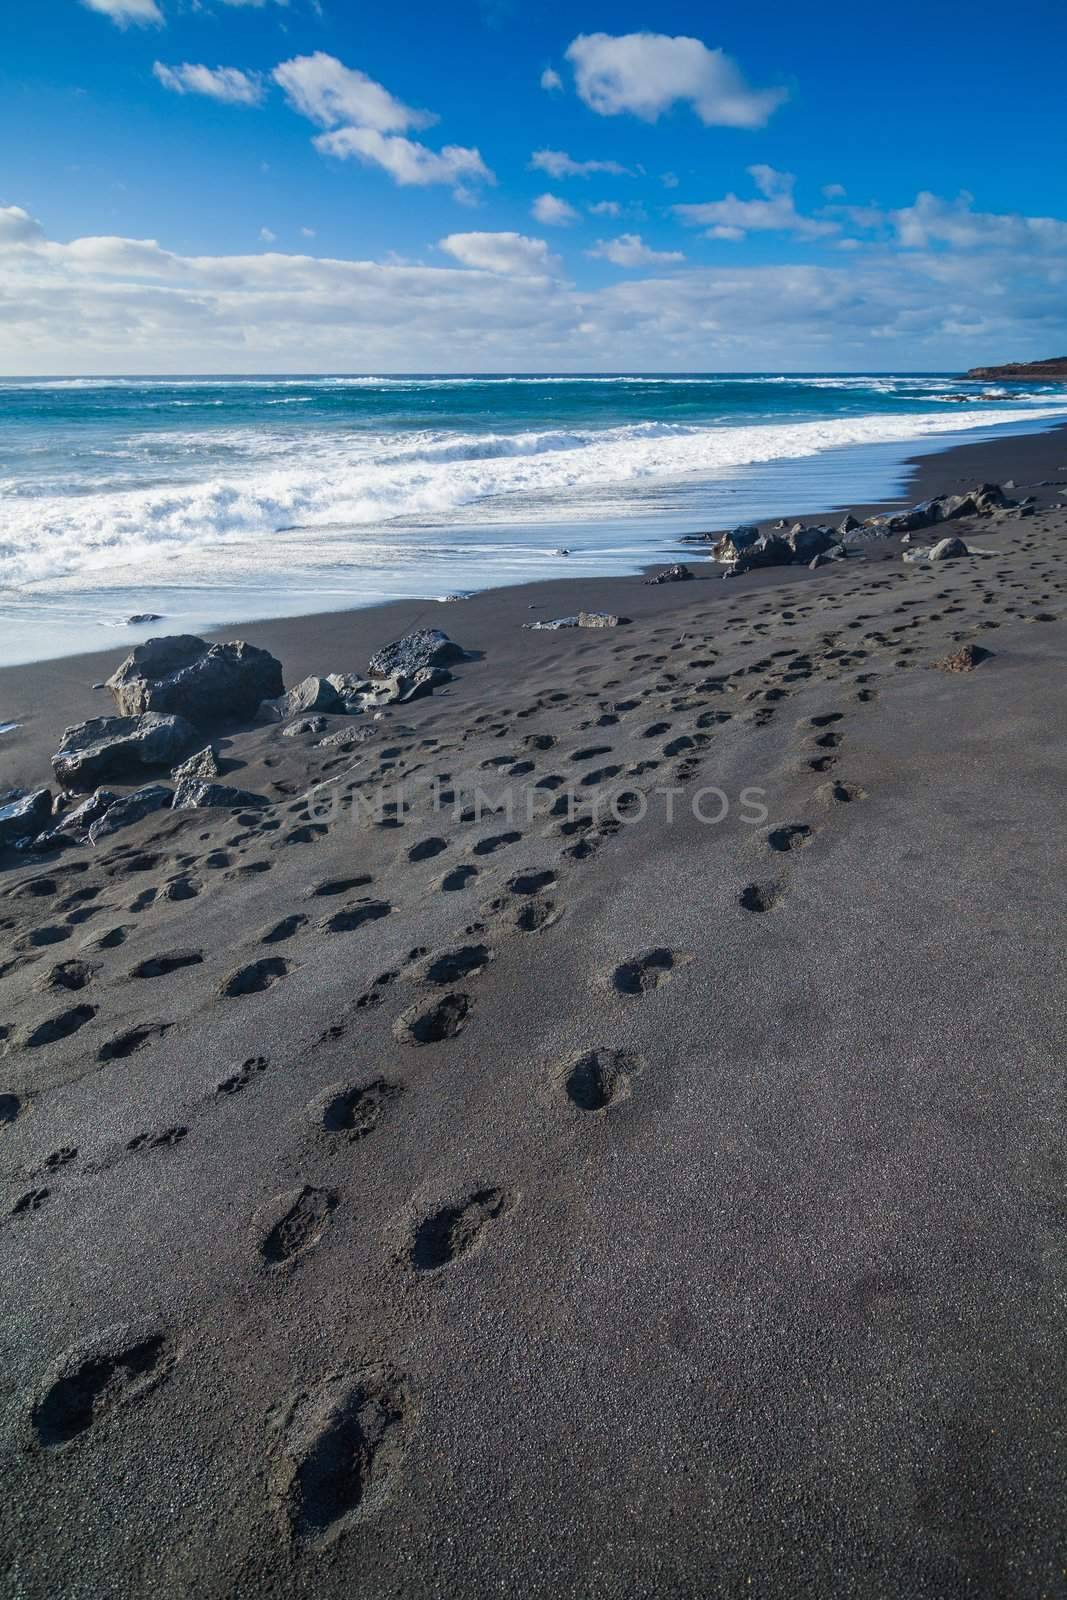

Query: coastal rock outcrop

[264,676,344,721]
[172,779,268,810]
[87,784,173,843]
[364,667,453,706]
[367,630,465,679]
[52,714,198,791]
[106,636,283,724]
[645,564,694,585]
[172,745,221,782]
[0,788,53,850]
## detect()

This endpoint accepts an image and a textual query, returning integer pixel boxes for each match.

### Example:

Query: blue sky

[2,0,1067,372]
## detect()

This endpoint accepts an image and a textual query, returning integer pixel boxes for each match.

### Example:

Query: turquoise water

[1,372,1065,664]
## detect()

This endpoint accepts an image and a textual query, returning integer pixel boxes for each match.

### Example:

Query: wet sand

[2,422,1067,1597]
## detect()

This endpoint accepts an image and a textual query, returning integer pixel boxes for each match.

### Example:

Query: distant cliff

[964,357,1067,382]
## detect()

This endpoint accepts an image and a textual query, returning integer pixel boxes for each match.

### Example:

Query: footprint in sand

[610,948,693,995]
[420,945,493,985]
[35,960,97,993]
[97,1022,173,1062]
[555,1048,645,1112]
[392,992,472,1045]
[408,1187,514,1272]
[128,950,204,980]
[818,780,868,805]
[738,881,783,913]
[260,913,308,944]
[306,876,373,898]
[267,1366,410,1549]
[21,1005,97,1049]
[257,1187,337,1266]
[218,957,294,997]
[215,1056,269,1098]
[126,1126,187,1153]
[319,901,392,934]
[306,1079,403,1141]
[765,824,814,854]
[30,1324,178,1447]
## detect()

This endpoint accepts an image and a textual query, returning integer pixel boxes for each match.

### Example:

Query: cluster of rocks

[687,520,850,576]
[686,483,1025,576]
[645,565,694,585]
[1,627,467,855]
[524,612,629,631]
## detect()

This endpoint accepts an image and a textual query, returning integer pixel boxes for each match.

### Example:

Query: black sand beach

[3,421,1067,1597]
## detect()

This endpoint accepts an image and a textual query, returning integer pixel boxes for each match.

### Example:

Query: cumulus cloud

[153,62,266,105]
[565,32,786,128]
[532,193,579,227]
[81,0,163,23]
[891,191,1067,251]
[274,53,493,197]
[439,231,559,275]
[589,233,685,267]
[540,67,563,91]
[529,149,630,179]
[5,201,1067,374]
[823,182,847,200]
[273,53,433,133]
[314,128,493,190]
[259,226,276,243]
[675,166,837,241]
[589,200,621,218]
[0,205,46,245]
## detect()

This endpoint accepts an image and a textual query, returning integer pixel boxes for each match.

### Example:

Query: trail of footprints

[5,505,1065,1543]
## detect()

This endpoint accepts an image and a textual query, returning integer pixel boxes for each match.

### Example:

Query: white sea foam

[2,403,1066,589]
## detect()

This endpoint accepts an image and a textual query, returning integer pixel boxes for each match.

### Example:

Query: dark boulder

[367,629,465,680]
[106,635,283,723]
[172,745,221,782]
[172,779,269,810]
[645,564,694,585]
[0,788,53,850]
[39,788,119,846]
[87,784,172,844]
[52,713,198,791]
[787,525,837,562]
[364,667,453,707]
[263,675,343,721]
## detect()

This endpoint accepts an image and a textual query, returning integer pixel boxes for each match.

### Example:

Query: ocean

[2,372,1066,667]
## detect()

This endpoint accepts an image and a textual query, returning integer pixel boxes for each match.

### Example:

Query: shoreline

[2,407,1066,672]
[3,418,1065,796]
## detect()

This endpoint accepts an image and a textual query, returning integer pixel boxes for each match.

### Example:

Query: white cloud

[589,233,685,267]
[662,172,680,190]
[565,32,786,128]
[439,231,558,275]
[540,67,563,91]
[532,193,579,226]
[0,205,46,245]
[153,62,266,106]
[275,53,493,198]
[675,166,837,241]
[273,53,433,133]
[6,197,1067,374]
[529,149,630,179]
[315,127,493,190]
[589,200,621,218]
[259,226,276,243]
[823,182,847,200]
[81,0,162,23]
[891,191,1067,251]
[301,226,316,238]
